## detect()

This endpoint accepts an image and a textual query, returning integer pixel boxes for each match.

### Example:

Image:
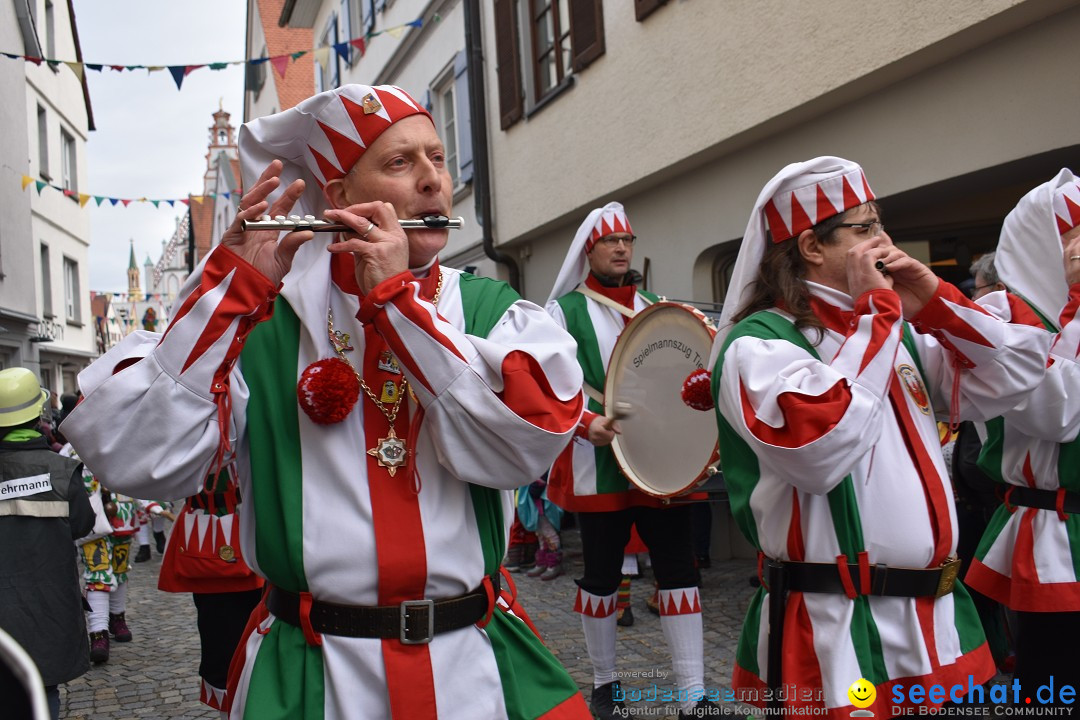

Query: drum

[605,302,719,497]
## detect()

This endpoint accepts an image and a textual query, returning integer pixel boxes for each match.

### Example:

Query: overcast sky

[73,0,247,293]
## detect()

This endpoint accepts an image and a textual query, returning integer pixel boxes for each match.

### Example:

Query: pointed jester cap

[238,84,432,218]
[547,201,633,304]
[996,168,1080,323]
[710,157,875,362]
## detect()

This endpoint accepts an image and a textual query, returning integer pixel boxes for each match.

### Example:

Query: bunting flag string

[0,17,425,90]
[18,173,235,209]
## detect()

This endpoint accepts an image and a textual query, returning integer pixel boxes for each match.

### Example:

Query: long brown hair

[731,203,879,343]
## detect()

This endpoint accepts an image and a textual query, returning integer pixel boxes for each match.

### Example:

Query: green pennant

[151,200,160,208]
[208,62,228,70]
[94,196,105,206]
[35,181,46,194]
[290,50,307,60]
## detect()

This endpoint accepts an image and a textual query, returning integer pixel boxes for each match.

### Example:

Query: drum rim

[604,302,718,498]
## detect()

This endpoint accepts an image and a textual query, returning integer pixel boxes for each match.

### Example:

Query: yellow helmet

[0,368,48,427]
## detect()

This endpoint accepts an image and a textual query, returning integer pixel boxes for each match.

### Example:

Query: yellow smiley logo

[847,678,876,709]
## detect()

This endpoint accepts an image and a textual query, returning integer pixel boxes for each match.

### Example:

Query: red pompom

[681,368,714,411]
[297,358,360,425]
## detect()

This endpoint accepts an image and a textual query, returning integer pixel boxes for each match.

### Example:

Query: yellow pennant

[21,175,33,191]
[313,46,330,71]
[78,193,90,207]
[63,61,84,81]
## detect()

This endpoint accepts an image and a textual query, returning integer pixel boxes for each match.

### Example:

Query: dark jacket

[0,435,94,686]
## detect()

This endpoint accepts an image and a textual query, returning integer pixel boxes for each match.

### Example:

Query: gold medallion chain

[325,268,444,426]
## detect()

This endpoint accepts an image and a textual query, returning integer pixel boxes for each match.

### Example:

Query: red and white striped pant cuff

[574,588,617,617]
[658,587,701,616]
[199,678,227,710]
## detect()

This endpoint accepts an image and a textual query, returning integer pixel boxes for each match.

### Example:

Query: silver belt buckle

[400,599,435,644]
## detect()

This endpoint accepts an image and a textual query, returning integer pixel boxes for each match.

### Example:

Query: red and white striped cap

[585,205,634,252]
[239,84,432,218]
[1053,178,1080,235]
[762,160,875,243]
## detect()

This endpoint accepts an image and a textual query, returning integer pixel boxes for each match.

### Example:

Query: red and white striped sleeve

[60,247,277,502]
[716,289,903,495]
[986,284,1080,443]
[911,281,1051,422]
[358,272,584,489]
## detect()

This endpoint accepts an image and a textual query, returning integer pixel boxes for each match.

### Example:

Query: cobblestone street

[59,519,757,719]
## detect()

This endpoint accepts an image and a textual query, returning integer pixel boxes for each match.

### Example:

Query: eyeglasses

[833,221,885,237]
[972,284,996,293]
[835,221,884,237]
[595,235,636,248]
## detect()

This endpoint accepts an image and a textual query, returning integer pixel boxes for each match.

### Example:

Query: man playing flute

[61,84,591,720]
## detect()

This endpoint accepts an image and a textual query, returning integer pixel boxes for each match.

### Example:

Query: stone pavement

[60,521,758,719]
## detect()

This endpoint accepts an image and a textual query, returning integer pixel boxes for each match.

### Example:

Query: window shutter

[635,0,666,22]
[569,0,605,72]
[493,0,523,130]
[453,50,473,184]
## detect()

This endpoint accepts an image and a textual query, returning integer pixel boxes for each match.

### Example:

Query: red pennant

[349,38,366,57]
[270,54,289,79]
[121,199,131,207]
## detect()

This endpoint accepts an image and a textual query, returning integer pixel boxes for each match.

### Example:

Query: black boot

[134,544,151,563]
[590,681,627,720]
[154,530,166,554]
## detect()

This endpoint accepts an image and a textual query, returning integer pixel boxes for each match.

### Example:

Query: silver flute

[242,214,465,232]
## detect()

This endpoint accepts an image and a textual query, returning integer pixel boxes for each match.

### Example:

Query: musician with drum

[547,202,717,720]
[705,157,1049,716]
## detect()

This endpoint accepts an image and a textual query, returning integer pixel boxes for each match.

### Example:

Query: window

[37,105,49,180]
[493,0,605,129]
[529,0,572,100]
[316,13,341,92]
[429,51,474,187]
[339,0,359,67]
[45,1,55,59]
[433,73,459,186]
[40,244,52,318]
[64,257,80,322]
[61,129,76,194]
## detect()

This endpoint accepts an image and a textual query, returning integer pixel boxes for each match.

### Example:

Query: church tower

[203,101,239,194]
[127,240,144,302]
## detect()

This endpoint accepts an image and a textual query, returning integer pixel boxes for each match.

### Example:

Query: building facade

[481,0,1080,305]
[1,0,96,396]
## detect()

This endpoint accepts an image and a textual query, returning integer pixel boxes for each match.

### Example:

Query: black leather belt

[266,577,497,644]
[780,557,961,599]
[1005,486,1080,514]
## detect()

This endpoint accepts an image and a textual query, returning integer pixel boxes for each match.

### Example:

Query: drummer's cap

[762,159,874,243]
[1053,179,1080,235]
[584,204,634,252]
[239,84,431,216]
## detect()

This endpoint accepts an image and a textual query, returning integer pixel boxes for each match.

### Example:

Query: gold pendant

[367,426,407,476]
[218,545,236,563]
